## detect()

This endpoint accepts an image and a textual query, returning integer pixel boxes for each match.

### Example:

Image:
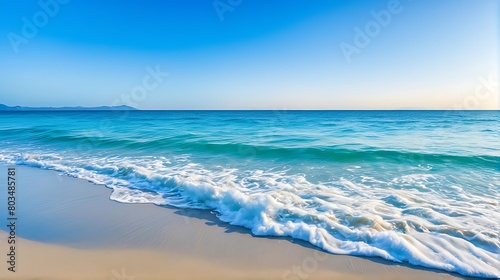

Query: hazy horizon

[1,102,499,111]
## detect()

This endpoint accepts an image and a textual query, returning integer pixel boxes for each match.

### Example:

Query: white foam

[1,149,499,278]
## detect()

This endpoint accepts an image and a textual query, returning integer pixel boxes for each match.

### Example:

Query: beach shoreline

[0,165,477,279]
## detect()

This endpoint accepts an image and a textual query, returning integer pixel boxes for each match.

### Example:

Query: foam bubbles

[1,149,499,278]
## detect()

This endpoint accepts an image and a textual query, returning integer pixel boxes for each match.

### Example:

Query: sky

[0,0,498,110]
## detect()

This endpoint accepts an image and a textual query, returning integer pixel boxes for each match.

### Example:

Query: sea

[0,110,498,278]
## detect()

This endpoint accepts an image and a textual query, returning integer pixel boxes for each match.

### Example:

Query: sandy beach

[2,0,499,277]
[0,165,477,279]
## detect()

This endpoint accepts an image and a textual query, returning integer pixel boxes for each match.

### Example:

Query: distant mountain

[0,104,137,111]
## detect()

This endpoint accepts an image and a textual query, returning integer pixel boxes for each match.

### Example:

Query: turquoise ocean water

[0,110,498,277]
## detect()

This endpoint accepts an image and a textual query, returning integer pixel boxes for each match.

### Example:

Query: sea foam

[1,150,499,278]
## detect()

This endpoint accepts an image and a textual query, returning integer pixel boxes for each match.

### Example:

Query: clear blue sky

[0,0,498,109]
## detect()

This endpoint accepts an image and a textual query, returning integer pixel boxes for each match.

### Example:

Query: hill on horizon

[0,103,137,111]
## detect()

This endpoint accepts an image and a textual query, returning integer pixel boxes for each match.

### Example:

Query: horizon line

[2,109,499,111]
